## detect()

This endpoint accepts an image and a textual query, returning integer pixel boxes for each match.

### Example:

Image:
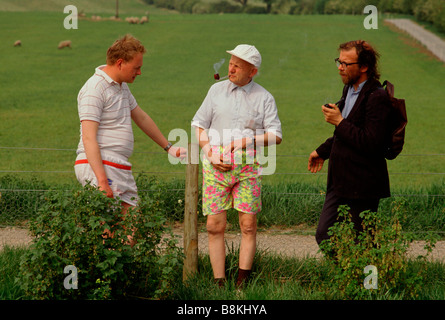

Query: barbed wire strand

[1,147,444,197]
[1,146,445,157]
[1,189,443,198]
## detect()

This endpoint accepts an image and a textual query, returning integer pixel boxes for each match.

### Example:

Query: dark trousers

[315,187,380,246]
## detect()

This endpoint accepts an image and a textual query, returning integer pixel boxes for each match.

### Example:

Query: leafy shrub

[177,0,201,13]
[136,174,189,222]
[244,5,268,14]
[210,0,243,13]
[319,204,437,299]
[390,0,417,14]
[18,183,183,299]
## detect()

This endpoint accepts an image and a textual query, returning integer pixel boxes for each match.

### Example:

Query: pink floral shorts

[202,146,262,216]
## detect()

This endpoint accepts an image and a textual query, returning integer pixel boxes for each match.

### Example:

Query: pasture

[0,9,444,191]
[1,5,445,302]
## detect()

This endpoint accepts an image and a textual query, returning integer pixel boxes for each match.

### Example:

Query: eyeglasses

[335,58,359,68]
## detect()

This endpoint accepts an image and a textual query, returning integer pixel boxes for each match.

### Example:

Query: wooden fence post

[183,142,199,281]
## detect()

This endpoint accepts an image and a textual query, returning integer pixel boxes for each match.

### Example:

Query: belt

[74,159,132,171]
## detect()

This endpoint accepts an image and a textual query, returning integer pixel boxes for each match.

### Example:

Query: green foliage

[0,246,28,300]
[148,0,243,13]
[413,0,445,32]
[0,175,50,225]
[319,204,437,299]
[2,174,444,236]
[17,182,183,299]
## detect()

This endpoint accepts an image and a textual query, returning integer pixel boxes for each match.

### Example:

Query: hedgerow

[18,183,183,299]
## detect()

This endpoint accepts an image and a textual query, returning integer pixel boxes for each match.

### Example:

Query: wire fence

[0,146,444,235]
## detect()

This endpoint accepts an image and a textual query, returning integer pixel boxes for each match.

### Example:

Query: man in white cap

[192,44,282,287]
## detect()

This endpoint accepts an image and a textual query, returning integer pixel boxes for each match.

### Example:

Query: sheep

[58,40,72,49]
[14,40,21,47]
[126,16,145,24]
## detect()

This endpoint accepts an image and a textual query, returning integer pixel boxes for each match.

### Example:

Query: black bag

[382,80,407,160]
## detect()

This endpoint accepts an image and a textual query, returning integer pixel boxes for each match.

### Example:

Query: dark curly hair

[339,40,381,81]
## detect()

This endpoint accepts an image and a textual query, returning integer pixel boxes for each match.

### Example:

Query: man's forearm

[252,132,282,147]
[132,106,170,149]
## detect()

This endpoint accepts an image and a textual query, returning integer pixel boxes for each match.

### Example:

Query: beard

[340,70,361,86]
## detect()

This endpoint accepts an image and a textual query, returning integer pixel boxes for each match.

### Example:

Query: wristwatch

[164,142,172,152]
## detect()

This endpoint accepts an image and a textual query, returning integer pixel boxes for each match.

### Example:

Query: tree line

[143,0,445,32]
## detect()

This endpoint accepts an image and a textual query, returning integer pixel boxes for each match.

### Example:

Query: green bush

[210,0,243,13]
[289,0,320,15]
[136,174,189,222]
[431,0,445,32]
[18,183,183,299]
[390,0,417,14]
[175,0,201,13]
[244,5,268,14]
[319,204,437,299]
[151,0,176,10]
[324,0,367,15]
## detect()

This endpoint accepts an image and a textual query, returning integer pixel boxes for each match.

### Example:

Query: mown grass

[1,12,444,189]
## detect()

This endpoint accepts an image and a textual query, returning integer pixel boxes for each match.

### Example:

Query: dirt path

[1,226,444,262]
[385,18,445,62]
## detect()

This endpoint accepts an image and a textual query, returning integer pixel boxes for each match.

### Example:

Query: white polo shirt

[76,65,138,160]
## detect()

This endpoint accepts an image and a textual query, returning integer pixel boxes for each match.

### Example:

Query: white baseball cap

[226,44,261,68]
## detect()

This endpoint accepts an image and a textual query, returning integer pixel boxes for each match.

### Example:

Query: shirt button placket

[233,87,240,125]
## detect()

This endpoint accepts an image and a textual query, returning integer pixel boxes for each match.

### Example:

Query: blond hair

[106,34,146,65]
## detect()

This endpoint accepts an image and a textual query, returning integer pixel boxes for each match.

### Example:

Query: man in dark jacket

[308,40,392,247]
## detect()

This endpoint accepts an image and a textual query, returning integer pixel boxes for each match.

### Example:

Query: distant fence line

[1,145,443,257]
[1,145,445,157]
[0,146,444,177]
[1,171,445,176]
[1,188,444,198]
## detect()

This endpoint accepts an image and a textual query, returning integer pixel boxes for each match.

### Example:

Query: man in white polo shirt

[192,44,282,287]
[75,34,185,212]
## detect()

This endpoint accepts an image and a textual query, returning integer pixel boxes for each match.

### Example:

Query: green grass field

[1,8,444,190]
[1,4,444,301]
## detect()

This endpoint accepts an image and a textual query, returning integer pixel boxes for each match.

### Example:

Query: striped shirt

[76,65,138,160]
